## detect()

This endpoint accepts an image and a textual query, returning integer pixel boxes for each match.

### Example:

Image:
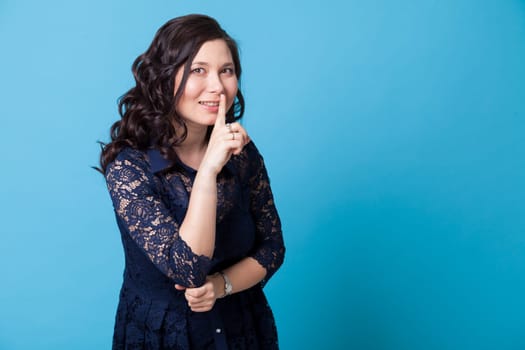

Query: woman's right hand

[199,94,250,175]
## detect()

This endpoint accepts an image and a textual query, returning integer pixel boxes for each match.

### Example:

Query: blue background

[1,0,524,349]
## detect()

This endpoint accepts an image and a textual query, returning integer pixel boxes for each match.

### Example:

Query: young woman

[98,14,285,349]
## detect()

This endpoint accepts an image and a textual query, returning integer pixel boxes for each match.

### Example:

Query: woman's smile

[199,100,220,112]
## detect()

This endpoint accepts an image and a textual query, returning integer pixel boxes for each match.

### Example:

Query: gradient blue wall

[1,1,524,349]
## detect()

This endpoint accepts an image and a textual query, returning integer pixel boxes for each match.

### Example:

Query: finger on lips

[213,94,226,131]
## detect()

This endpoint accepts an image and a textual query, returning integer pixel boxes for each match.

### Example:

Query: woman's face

[174,39,238,128]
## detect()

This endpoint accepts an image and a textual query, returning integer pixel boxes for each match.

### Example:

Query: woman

[98,14,285,350]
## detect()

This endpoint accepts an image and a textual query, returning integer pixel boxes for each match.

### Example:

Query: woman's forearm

[216,257,267,296]
[178,168,217,257]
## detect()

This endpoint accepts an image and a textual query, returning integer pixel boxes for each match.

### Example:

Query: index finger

[185,286,207,298]
[214,94,226,127]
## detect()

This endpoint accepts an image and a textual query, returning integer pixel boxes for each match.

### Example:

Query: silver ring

[226,123,232,132]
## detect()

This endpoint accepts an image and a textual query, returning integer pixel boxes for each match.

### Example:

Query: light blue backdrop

[1,0,524,349]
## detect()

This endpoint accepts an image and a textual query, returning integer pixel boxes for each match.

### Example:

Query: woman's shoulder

[241,140,263,161]
[231,140,268,180]
[105,147,151,177]
[114,147,148,162]
[232,140,259,169]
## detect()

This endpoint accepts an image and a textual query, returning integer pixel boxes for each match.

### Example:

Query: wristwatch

[219,271,233,297]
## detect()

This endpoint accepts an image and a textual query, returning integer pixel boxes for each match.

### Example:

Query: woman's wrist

[212,273,225,298]
[197,163,219,178]
[192,169,218,196]
[213,271,233,298]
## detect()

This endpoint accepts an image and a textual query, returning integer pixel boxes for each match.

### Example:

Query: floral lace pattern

[106,142,285,349]
[106,152,212,287]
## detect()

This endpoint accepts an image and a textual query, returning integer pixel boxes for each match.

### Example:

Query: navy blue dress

[105,141,285,349]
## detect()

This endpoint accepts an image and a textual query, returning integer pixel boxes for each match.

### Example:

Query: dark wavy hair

[97,14,244,173]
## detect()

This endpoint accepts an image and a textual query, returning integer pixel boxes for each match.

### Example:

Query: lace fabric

[246,150,285,286]
[106,141,284,349]
[106,152,212,287]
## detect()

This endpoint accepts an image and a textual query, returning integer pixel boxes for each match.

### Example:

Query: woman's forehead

[192,39,233,63]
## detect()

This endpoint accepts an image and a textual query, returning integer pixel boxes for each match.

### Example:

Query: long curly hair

[97,14,245,173]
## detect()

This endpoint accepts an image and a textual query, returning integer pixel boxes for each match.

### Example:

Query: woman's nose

[207,73,225,93]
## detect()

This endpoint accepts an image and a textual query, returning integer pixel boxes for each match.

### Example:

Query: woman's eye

[222,67,235,74]
[191,67,205,74]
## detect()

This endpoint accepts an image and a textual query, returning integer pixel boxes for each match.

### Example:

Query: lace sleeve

[105,149,211,287]
[247,144,285,286]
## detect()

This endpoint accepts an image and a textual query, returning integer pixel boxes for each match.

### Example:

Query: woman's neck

[175,123,210,169]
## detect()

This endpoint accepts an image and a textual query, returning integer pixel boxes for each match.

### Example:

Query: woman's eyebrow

[191,61,234,67]
[191,61,209,66]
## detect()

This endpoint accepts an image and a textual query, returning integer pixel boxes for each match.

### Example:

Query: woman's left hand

[175,274,222,312]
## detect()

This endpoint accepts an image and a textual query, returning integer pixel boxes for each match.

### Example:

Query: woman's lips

[199,100,220,112]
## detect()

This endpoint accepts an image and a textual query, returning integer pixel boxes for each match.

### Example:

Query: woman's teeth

[200,101,219,106]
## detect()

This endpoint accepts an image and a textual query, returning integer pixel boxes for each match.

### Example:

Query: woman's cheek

[183,79,202,99]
